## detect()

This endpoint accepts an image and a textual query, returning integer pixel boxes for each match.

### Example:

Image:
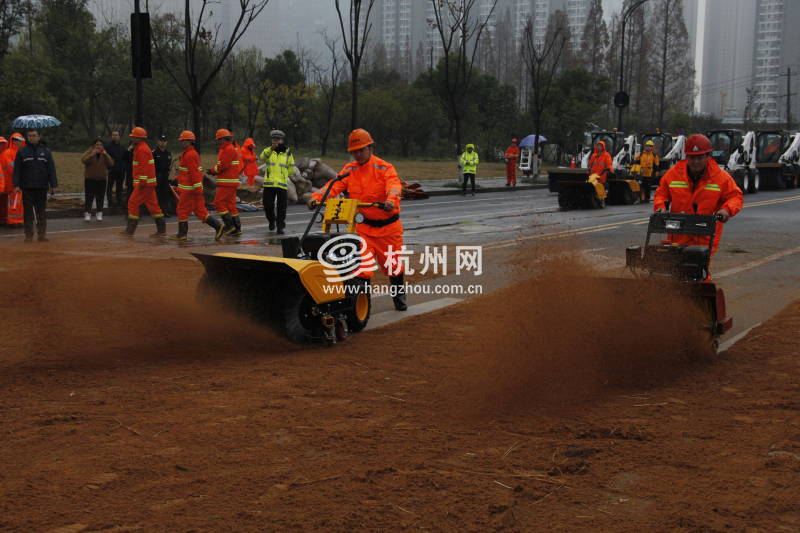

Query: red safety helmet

[215,128,233,140]
[0,136,7,145]
[130,126,147,139]
[10,132,25,142]
[178,130,196,141]
[511,138,518,143]
[685,134,712,155]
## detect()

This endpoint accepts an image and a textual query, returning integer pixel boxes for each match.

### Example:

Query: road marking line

[483,217,649,251]
[368,297,463,329]
[744,195,800,208]
[719,322,762,352]
[716,246,800,278]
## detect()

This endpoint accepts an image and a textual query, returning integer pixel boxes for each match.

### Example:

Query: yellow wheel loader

[193,172,380,345]
[556,172,607,210]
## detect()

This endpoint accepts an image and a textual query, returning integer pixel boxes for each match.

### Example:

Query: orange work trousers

[177,190,209,222]
[127,185,163,219]
[357,230,405,279]
[506,160,517,185]
[214,187,239,216]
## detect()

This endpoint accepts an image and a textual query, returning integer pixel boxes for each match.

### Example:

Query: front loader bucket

[606,179,641,205]
[548,168,589,193]
[557,180,605,210]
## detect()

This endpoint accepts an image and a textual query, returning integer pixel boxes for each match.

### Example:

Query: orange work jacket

[210,141,242,188]
[132,141,156,187]
[177,146,204,193]
[312,154,403,237]
[654,159,743,254]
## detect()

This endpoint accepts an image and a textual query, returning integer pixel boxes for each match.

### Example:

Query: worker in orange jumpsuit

[504,138,520,186]
[206,128,242,236]
[170,130,225,241]
[588,140,613,184]
[118,127,166,237]
[1,132,26,227]
[0,137,6,222]
[308,128,407,311]
[241,138,259,186]
[654,133,743,273]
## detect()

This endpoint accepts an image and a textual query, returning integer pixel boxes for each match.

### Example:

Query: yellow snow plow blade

[193,252,345,304]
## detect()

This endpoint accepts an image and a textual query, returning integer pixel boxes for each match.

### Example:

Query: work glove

[715,208,730,222]
[654,208,666,214]
[383,200,395,212]
[307,199,318,210]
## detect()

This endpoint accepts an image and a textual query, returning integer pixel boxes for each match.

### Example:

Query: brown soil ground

[1,242,799,532]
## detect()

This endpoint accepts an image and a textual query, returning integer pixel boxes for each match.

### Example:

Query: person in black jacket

[12,129,58,242]
[104,130,126,207]
[153,135,175,216]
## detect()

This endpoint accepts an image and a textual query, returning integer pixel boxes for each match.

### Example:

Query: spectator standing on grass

[12,129,57,243]
[81,138,113,221]
[104,130,126,207]
[459,143,479,196]
[153,134,175,217]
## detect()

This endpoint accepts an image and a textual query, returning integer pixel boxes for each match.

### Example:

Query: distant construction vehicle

[707,129,759,194]
[754,130,800,189]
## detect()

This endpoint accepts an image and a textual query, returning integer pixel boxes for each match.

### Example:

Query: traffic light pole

[134,0,143,126]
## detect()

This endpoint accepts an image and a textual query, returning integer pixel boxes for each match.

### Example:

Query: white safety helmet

[270,129,286,139]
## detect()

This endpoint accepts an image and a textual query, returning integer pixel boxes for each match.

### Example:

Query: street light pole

[617,0,650,132]
[134,0,144,126]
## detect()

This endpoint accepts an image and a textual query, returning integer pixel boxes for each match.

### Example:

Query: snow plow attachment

[606,173,641,205]
[191,178,378,345]
[193,251,370,345]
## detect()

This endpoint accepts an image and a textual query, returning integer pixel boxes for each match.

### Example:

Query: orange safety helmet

[685,134,712,155]
[178,130,196,141]
[130,126,147,139]
[10,132,25,142]
[215,128,233,140]
[0,136,7,145]
[347,128,374,151]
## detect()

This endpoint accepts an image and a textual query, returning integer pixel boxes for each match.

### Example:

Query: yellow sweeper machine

[193,172,381,345]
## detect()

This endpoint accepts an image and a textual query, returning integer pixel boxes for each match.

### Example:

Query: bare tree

[428,0,497,152]
[578,0,608,76]
[648,0,693,128]
[522,12,568,157]
[147,0,269,141]
[0,0,32,62]
[314,33,342,155]
[334,0,375,130]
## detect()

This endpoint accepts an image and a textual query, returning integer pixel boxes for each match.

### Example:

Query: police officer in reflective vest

[258,129,294,235]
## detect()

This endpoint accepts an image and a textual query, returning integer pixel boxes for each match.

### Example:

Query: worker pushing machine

[118,127,166,238]
[588,140,613,185]
[308,128,408,311]
[207,128,243,237]
[654,133,743,269]
[459,143,479,196]
[633,140,660,203]
[169,130,225,241]
[504,138,520,187]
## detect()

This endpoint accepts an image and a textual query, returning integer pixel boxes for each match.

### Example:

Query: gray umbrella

[10,115,62,129]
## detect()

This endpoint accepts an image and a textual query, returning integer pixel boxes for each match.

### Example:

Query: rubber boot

[150,216,167,238]
[221,213,236,235]
[170,221,189,241]
[118,217,138,237]
[230,215,243,236]
[389,274,407,311]
[205,216,224,241]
